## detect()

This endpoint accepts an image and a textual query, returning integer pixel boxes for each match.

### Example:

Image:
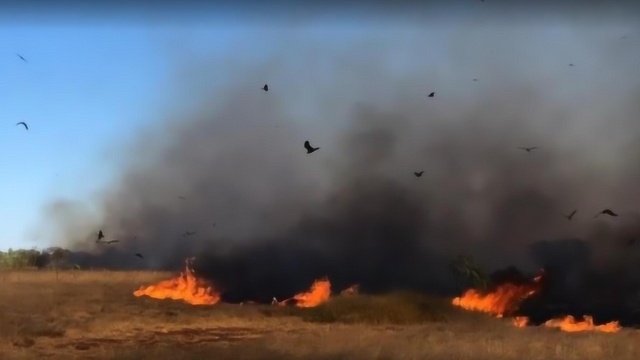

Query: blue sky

[0,25,174,250]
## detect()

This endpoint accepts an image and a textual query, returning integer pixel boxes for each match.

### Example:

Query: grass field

[0,270,639,360]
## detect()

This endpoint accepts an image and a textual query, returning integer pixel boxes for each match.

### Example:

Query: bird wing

[304,141,311,150]
[16,122,28,130]
[570,210,577,217]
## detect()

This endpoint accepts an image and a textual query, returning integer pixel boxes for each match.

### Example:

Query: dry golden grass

[0,269,638,360]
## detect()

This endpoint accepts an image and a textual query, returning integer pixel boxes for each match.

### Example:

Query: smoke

[37,5,640,302]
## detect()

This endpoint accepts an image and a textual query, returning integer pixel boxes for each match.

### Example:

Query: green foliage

[262,292,452,325]
[0,247,72,270]
[450,255,490,291]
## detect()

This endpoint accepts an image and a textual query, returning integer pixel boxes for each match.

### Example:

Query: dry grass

[0,269,639,360]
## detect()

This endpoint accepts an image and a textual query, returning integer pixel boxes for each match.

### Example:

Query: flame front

[293,277,331,307]
[133,260,220,305]
[452,273,544,317]
[544,315,621,333]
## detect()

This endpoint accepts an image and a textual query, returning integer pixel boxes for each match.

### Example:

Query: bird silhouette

[262,84,269,91]
[518,146,538,153]
[473,78,478,81]
[135,253,144,259]
[97,230,105,241]
[16,122,28,130]
[428,92,435,98]
[594,209,618,218]
[304,140,320,154]
[562,210,577,220]
[16,54,27,63]
[414,171,424,177]
[569,63,575,67]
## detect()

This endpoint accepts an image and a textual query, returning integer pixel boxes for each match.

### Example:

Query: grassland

[0,270,639,360]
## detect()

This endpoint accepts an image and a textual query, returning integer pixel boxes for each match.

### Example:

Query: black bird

[16,122,28,130]
[16,54,27,63]
[518,146,538,153]
[304,140,320,154]
[97,230,105,241]
[428,92,435,98]
[569,63,575,67]
[414,171,424,177]
[262,84,269,91]
[594,209,618,218]
[135,253,144,259]
[562,210,577,220]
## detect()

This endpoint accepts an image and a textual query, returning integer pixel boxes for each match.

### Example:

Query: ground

[0,270,639,360]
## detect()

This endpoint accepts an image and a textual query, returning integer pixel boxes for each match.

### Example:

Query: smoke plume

[37,3,640,303]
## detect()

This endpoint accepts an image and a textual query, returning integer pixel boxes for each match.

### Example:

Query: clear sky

[0,2,637,252]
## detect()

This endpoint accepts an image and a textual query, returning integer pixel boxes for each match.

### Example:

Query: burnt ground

[1,270,640,360]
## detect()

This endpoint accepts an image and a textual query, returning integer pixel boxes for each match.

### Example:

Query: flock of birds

[13,42,630,264]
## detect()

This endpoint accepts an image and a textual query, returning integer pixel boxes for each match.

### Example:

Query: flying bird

[428,92,435,98]
[414,171,424,177]
[304,140,320,154]
[518,146,538,153]
[562,210,577,220]
[262,84,269,91]
[568,63,575,67]
[473,78,478,81]
[16,54,27,63]
[135,253,144,259]
[16,122,28,130]
[594,209,618,218]
[178,196,186,200]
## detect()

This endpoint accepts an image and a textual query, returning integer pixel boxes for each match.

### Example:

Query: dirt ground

[1,270,639,360]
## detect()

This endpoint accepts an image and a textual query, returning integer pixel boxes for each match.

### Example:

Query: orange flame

[292,277,331,307]
[544,315,621,333]
[452,272,544,317]
[133,259,220,305]
[513,316,530,328]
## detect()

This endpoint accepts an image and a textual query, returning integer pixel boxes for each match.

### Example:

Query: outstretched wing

[16,122,28,130]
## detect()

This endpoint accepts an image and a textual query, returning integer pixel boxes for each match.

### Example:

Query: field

[0,270,639,360]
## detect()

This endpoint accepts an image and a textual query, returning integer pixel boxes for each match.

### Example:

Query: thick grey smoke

[38,7,640,302]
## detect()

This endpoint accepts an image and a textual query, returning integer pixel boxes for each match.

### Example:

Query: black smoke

[35,3,640,304]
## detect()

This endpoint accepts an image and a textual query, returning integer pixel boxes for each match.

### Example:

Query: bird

[414,171,424,177]
[562,210,577,220]
[97,230,105,241]
[262,84,269,91]
[594,209,618,218]
[473,78,478,81]
[16,122,28,130]
[178,196,186,200]
[518,146,538,153]
[568,63,575,67]
[428,92,435,98]
[134,253,144,259]
[16,54,27,63]
[183,231,196,236]
[304,140,320,154]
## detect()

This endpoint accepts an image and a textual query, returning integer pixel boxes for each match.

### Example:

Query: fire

[292,277,331,307]
[544,315,621,333]
[452,271,544,317]
[513,316,529,328]
[133,259,220,305]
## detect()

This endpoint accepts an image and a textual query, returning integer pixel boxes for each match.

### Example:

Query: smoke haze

[36,3,640,302]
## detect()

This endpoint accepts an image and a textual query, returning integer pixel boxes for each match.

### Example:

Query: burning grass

[1,269,640,360]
